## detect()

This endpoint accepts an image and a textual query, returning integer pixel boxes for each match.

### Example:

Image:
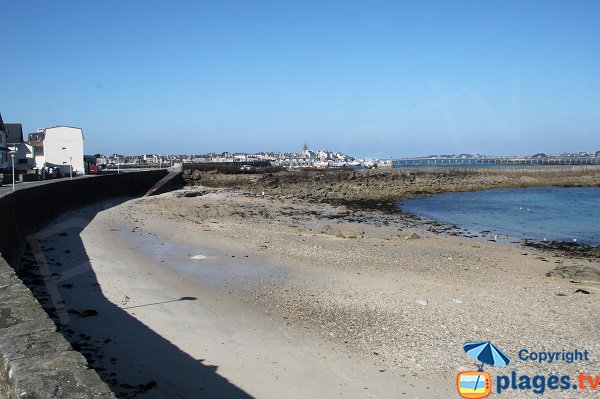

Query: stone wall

[0,170,168,399]
[0,171,167,268]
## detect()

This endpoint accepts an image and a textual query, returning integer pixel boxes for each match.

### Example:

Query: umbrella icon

[463,341,511,395]
[464,341,511,370]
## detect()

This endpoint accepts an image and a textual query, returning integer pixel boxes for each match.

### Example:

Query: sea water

[397,187,600,246]
[116,229,286,288]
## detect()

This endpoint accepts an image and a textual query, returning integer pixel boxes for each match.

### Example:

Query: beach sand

[23,187,599,398]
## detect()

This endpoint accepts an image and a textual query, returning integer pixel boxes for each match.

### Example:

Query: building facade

[5,123,34,171]
[28,126,85,175]
[0,114,9,170]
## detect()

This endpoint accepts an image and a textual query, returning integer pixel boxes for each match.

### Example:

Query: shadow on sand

[17,197,254,399]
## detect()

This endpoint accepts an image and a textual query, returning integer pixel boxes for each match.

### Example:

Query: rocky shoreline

[522,239,600,261]
[182,165,600,205]
[183,166,600,288]
[183,166,600,256]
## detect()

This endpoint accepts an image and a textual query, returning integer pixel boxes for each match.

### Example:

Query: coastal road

[0,175,95,197]
[0,169,162,198]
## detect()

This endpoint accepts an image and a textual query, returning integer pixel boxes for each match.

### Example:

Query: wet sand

[21,187,600,398]
[23,198,449,398]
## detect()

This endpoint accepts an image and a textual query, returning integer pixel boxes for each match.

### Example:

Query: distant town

[94,143,364,169]
[2,112,600,180]
[93,148,600,169]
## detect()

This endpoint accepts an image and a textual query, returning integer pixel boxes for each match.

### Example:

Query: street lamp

[9,148,17,192]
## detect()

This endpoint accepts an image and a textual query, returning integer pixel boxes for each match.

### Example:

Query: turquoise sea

[397,187,600,246]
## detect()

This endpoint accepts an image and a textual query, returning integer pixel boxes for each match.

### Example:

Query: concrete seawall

[0,170,168,399]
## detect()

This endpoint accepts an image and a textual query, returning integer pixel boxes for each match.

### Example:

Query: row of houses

[0,113,85,175]
[95,144,356,167]
[96,154,171,166]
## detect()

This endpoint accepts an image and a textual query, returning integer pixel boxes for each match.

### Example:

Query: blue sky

[2,0,599,157]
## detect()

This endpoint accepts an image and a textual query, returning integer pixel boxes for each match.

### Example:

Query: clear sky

[2,0,599,158]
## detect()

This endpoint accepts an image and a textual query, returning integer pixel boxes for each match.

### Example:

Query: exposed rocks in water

[181,167,600,204]
[546,265,600,283]
[334,205,350,216]
[181,191,204,198]
[180,167,600,253]
[523,240,600,260]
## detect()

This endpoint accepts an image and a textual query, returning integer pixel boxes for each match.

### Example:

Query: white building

[28,126,85,175]
[143,154,161,164]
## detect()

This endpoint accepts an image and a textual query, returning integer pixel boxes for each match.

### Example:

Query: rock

[335,205,350,216]
[416,298,428,306]
[405,233,421,240]
[332,229,345,238]
[182,191,204,198]
[546,265,600,283]
[320,225,362,239]
[574,289,591,294]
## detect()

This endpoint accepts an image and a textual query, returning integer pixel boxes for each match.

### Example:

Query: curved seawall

[0,170,168,399]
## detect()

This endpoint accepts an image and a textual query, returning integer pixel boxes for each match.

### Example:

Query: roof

[5,123,23,144]
[0,113,5,132]
[40,125,84,139]
[42,125,82,131]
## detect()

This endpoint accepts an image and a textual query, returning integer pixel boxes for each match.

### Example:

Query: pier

[393,156,600,167]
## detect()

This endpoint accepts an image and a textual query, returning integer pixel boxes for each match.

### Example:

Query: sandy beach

[21,183,599,398]
[7,3,600,397]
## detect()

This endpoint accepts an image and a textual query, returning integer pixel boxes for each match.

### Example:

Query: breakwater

[0,170,168,399]
[182,165,600,205]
